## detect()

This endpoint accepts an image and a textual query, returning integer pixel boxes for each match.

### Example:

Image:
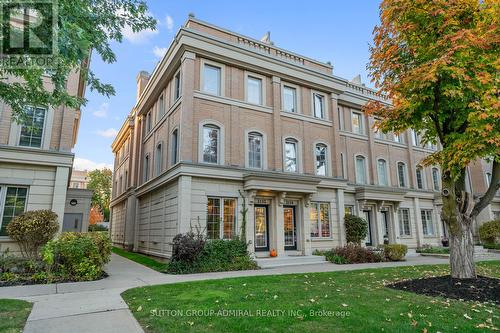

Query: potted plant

[441,236,449,247]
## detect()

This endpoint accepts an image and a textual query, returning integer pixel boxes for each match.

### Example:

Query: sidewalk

[1,253,497,333]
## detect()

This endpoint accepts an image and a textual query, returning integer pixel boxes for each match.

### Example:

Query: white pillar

[275,195,285,256]
[177,176,192,233]
[413,197,424,247]
[245,194,255,257]
[52,166,70,233]
[302,200,312,255]
[337,189,346,246]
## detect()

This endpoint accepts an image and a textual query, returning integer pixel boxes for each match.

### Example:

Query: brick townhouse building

[110,17,498,259]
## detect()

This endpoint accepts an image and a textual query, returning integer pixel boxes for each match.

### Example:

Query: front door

[254,205,269,251]
[63,213,83,232]
[381,211,389,241]
[363,210,372,246]
[283,206,297,250]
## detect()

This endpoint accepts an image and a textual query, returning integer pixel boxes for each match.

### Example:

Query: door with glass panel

[283,206,297,250]
[363,210,372,246]
[254,205,269,251]
[381,210,389,242]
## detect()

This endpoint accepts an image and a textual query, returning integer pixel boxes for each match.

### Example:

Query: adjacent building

[0,68,91,251]
[110,17,497,258]
[70,169,90,189]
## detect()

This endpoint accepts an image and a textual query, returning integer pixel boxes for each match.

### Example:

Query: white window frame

[310,202,332,239]
[155,142,163,176]
[354,154,368,184]
[314,142,330,176]
[393,132,404,144]
[398,208,411,236]
[432,168,440,191]
[206,197,237,240]
[281,82,301,113]
[244,72,266,106]
[143,154,150,183]
[170,128,179,166]
[173,69,182,101]
[198,120,225,165]
[416,166,425,190]
[245,130,267,170]
[158,93,165,118]
[411,130,420,146]
[283,137,301,173]
[0,185,29,237]
[200,59,225,96]
[377,158,389,186]
[397,161,408,188]
[338,106,345,130]
[311,91,327,120]
[421,209,435,236]
[17,106,48,149]
[351,111,365,135]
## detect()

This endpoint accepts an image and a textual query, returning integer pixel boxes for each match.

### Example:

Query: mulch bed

[0,271,108,287]
[388,275,500,304]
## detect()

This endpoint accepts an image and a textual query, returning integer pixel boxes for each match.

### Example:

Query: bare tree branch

[472,160,500,218]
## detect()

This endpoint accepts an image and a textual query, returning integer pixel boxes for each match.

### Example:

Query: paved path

[1,253,498,333]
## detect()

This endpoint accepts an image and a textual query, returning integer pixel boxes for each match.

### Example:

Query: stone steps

[255,255,327,269]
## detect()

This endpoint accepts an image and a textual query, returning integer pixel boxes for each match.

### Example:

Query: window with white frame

[340,152,345,178]
[174,71,181,100]
[202,125,220,164]
[355,155,367,184]
[206,197,237,240]
[338,106,345,130]
[393,132,404,143]
[377,159,388,186]
[313,93,325,119]
[310,202,331,238]
[158,94,165,118]
[344,205,354,215]
[411,130,420,146]
[143,154,150,182]
[421,209,434,235]
[284,138,298,172]
[146,112,152,133]
[19,106,47,148]
[0,186,28,236]
[171,129,178,165]
[155,143,163,175]
[374,121,387,140]
[248,132,263,169]
[315,143,327,176]
[283,85,297,113]
[352,112,364,134]
[397,162,407,187]
[398,208,411,236]
[416,166,424,189]
[203,64,222,95]
[432,168,440,191]
[246,76,263,105]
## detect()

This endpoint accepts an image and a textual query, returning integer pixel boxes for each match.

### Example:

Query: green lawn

[0,299,32,333]
[122,261,499,333]
[112,247,166,272]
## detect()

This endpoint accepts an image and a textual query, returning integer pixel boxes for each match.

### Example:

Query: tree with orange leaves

[365,0,499,278]
[89,205,104,226]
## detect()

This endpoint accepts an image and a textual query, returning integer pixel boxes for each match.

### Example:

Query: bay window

[207,197,237,240]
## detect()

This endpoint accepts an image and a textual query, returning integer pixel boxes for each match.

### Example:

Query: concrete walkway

[1,253,498,333]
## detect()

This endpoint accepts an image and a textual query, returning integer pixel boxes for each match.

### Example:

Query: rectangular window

[377,160,388,186]
[313,93,325,119]
[393,133,403,143]
[174,71,181,100]
[158,94,165,117]
[432,168,440,191]
[284,140,298,172]
[246,76,262,105]
[146,112,152,133]
[344,205,354,215]
[338,106,345,130]
[155,144,162,176]
[203,64,221,95]
[207,197,237,240]
[416,168,424,189]
[412,130,420,146]
[352,112,364,134]
[143,155,149,182]
[19,106,46,148]
[0,187,28,236]
[355,156,367,184]
[421,209,434,236]
[315,144,327,176]
[310,202,331,238]
[398,163,407,187]
[171,130,178,165]
[248,133,263,169]
[283,86,297,113]
[398,208,411,236]
[202,126,219,164]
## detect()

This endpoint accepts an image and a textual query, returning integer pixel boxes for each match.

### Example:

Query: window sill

[194,91,273,114]
[311,237,334,241]
[280,111,332,126]
[398,236,413,239]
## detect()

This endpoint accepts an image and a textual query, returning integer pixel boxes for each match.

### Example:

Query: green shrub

[42,232,111,281]
[416,246,450,254]
[332,244,384,264]
[166,237,258,274]
[6,210,59,259]
[320,250,350,264]
[88,224,108,232]
[383,244,408,261]
[344,214,368,245]
[483,243,500,250]
[479,219,500,244]
[171,231,206,264]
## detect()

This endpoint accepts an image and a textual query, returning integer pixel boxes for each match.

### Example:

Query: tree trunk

[449,215,476,279]
[441,173,476,279]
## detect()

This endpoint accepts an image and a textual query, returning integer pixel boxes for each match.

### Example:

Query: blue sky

[73,0,381,170]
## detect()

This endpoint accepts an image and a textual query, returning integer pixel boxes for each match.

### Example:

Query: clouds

[96,128,118,138]
[166,15,174,32]
[122,25,159,44]
[74,157,113,171]
[92,102,109,118]
[153,46,168,58]
[152,15,174,58]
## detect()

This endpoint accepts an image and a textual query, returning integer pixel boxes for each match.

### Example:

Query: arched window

[315,143,327,176]
[248,132,263,169]
[377,159,388,186]
[155,143,163,175]
[397,162,407,187]
[355,155,367,184]
[284,138,298,172]
[432,168,440,191]
[171,129,178,165]
[416,166,424,189]
[202,125,220,164]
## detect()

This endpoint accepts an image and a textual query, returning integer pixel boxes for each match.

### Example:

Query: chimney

[136,71,150,101]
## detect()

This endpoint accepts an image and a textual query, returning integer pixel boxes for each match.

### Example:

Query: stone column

[392,206,401,244]
[330,93,341,177]
[177,175,192,233]
[179,51,196,162]
[245,191,256,257]
[413,197,424,247]
[52,166,70,232]
[275,192,285,256]
[337,188,346,245]
[271,76,282,171]
[124,194,137,250]
[302,195,312,255]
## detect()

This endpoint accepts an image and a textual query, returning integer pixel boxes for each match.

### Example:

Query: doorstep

[255,255,327,269]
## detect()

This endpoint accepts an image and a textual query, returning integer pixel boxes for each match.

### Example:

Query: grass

[122,261,500,333]
[112,247,166,272]
[416,247,450,254]
[0,299,32,333]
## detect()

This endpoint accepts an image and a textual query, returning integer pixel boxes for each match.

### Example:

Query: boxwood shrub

[479,219,500,244]
[383,244,408,261]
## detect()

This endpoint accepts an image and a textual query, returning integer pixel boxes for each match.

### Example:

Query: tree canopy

[0,0,156,122]
[87,168,112,221]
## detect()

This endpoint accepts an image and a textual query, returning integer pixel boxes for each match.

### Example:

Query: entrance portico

[243,173,321,258]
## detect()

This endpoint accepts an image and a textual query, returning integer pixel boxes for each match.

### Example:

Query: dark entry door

[283,206,297,250]
[254,205,269,251]
[363,210,372,246]
[382,210,389,240]
[63,213,83,232]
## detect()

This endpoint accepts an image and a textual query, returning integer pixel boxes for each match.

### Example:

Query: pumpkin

[270,249,277,257]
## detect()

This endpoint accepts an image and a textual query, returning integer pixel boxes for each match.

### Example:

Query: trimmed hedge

[479,219,500,244]
[344,214,368,245]
[330,244,384,264]
[383,244,408,261]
